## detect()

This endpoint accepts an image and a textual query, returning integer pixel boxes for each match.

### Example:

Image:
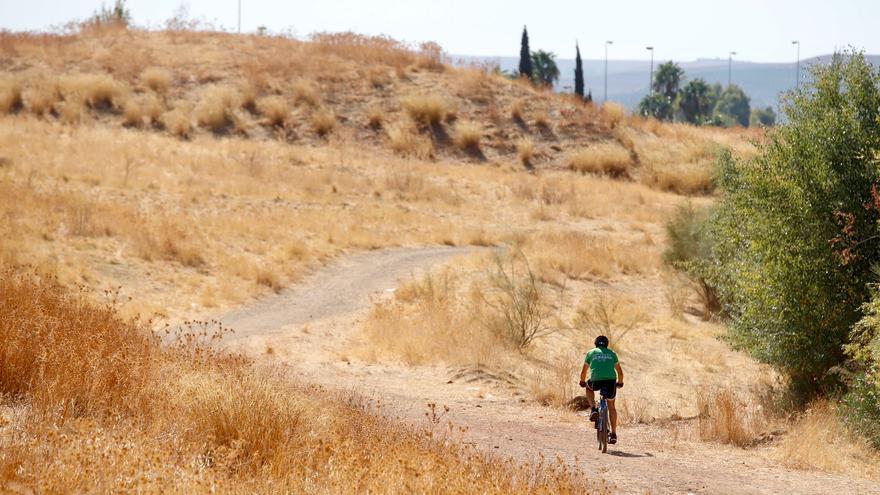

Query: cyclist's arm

[579,362,590,383]
[615,363,624,384]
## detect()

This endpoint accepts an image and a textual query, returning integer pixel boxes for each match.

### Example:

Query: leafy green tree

[638,92,673,120]
[712,84,751,127]
[518,26,533,80]
[679,78,711,124]
[574,43,585,99]
[750,106,776,127]
[653,61,684,101]
[705,52,880,399]
[94,0,131,25]
[531,50,560,87]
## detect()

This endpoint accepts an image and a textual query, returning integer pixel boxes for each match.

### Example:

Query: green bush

[841,366,880,449]
[663,202,720,318]
[707,51,880,399]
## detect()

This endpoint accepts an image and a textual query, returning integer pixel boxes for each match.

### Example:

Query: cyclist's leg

[607,398,618,434]
[585,381,596,409]
[602,381,619,434]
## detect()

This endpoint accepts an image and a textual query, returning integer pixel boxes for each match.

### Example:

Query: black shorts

[587,379,618,400]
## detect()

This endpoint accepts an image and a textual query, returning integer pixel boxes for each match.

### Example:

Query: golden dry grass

[0,269,599,494]
[160,108,192,138]
[516,138,535,166]
[697,389,765,447]
[195,85,241,131]
[291,78,318,106]
[140,66,172,93]
[403,94,448,125]
[310,108,337,136]
[453,119,483,151]
[568,143,632,177]
[0,77,22,114]
[387,119,433,158]
[123,93,163,127]
[600,102,626,128]
[255,95,289,126]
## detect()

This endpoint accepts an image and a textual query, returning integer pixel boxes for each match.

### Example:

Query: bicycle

[595,394,611,453]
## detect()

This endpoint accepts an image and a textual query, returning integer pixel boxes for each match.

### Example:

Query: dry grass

[291,79,318,106]
[568,143,632,177]
[123,93,163,127]
[22,83,59,116]
[54,98,88,124]
[256,95,289,126]
[516,138,535,167]
[601,102,626,128]
[640,162,715,195]
[453,120,482,152]
[366,104,384,128]
[533,109,550,128]
[387,120,433,158]
[526,230,660,281]
[403,94,448,125]
[0,269,598,494]
[0,77,22,114]
[697,389,765,447]
[58,73,126,110]
[140,66,172,93]
[160,108,192,138]
[510,98,526,121]
[777,402,880,481]
[195,86,241,131]
[310,108,337,136]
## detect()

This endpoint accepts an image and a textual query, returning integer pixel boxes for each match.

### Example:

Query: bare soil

[218,247,880,495]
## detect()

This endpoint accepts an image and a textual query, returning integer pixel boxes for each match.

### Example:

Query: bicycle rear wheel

[596,410,608,452]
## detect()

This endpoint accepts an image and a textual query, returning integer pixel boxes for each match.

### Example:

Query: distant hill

[454,54,880,114]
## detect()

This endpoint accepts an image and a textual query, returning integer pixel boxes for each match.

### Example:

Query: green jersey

[584,347,618,381]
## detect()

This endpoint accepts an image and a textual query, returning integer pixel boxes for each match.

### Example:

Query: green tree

[712,85,751,127]
[750,106,776,127]
[531,50,560,87]
[518,26,533,80]
[653,61,684,101]
[637,92,673,120]
[679,78,711,124]
[94,0,131,25]
[705,52,880,398]
[574,43,585,99]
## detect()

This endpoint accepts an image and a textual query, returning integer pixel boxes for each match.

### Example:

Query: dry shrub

[640,162,715,195]
[527,230,659,281]
[453,120,482,152]
[527,352,579,406]
[256,95,289,126]
[140,67,172,94]
[160,108,192,138]
[698,389,764,447]
[456,69,493,102]
[663,271,692,319]
[361,269,501,365]
[516,138,535,166]
[256,268,283,292]
[387,120,433,158]
[132,219,205,267]
[366,104,385,128]
[403,94,447,125]
[0,270,159,420]
[310,108,336,136]
[54,98,88,124]
[568,143,632,177]
[291,78,318,106]
[22,83,59,116]
[777,402,880,480]
[123,93,163,126]
[195,86,241,131]
[510,99,525,121]
[367,67,393,88]
[601,102,626,128]
[533,109,550,128]
[59,73,126,110]
[575,292,648,352]
[0,77,22,114]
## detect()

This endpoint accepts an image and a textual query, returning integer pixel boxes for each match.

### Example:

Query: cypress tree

[519,26,533,80]
[574,43,585,98]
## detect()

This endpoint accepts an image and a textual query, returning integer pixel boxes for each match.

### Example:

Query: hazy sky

[1,0,877,62]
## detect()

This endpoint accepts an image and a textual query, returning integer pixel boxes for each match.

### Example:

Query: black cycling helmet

[594,335,609,347]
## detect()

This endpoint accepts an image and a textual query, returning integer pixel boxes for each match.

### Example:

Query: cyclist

[579,335,624,444]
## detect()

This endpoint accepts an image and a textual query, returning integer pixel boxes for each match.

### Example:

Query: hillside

[1,25,879,494]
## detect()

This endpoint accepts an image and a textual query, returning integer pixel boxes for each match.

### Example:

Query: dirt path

[218,247,880,495]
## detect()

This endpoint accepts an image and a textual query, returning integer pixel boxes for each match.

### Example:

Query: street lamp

[238,0,242,34]
[728,51,737,87]
[792,40,801,89]
[604,41,613,103]
[646,46,654,95]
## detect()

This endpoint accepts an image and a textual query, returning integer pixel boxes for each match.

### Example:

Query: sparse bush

[140,67,172,93]
[601,102,626,128]
[310,108,336,136]
[0,77,22,114]
[698,389,763,447]
[291,79,318,106]
[510,99,525,121]
[516,138,535,166]
[663,202,720,319]
[160,108,192,138]
[575,292,647,352]
[453,120,482,152]
[533,110,550,128]
[387,120,433,158]
[55,98,88,124]
[403,94,447,125]
[23,84,59,116]
[59,74,126,110]
[123,94,163,126]
[641,163,715,195]
[195,86,240,131]
[366,104,385,128]
[568,144,632,177]
[256,95,289,126]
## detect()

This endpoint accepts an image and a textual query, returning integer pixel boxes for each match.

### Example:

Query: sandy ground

[216,247,880,495]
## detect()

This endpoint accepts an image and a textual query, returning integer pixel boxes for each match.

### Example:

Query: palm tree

[679,78,710,124]
[531,50,560,87]
[653,61,684,101]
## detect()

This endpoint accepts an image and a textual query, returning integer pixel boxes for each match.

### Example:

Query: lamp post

[728,51,737,87]
[604,40,613,103]
[238,0,242,34]
[792,40,801,89]
[646,46,654,95]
